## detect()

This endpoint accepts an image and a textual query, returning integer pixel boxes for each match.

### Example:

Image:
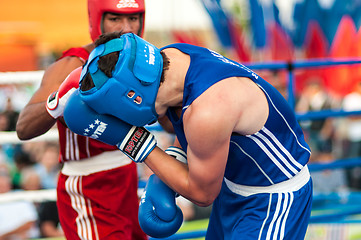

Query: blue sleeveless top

[162,43,311,186]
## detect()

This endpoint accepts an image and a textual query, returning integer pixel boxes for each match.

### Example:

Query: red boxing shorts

[57,162,147,240]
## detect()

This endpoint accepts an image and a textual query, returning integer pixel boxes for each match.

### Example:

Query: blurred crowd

[0,140,62,239]
[0,96,62,239]
[270,73,361,195]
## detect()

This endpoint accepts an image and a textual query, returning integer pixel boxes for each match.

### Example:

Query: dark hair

[160,51,170,85]
[14,150,35,166]
[81,32,122,91]
[81,31,168,91]
[95,31,122,46]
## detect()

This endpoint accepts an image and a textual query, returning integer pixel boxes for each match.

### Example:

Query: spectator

[37,201,64,238]
[11,149,36,190]
[31,143,64,238]
[3,97,19,131]
[0,167,39,240]
[33,142,61,189]
[0,113,10,132]
[296,78,335,158]
[20,166,42,191]
[341,81,361,189]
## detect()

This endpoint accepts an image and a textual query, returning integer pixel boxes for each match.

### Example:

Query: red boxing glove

[46,67,82,119]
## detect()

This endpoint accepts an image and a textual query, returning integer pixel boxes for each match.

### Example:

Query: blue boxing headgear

[79,33,163,126]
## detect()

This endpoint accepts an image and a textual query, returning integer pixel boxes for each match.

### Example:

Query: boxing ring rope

[0,128,59,144]
[0,70,44,85]
[246,58,361,110]
[309,157,361,172]
[1,58,361,239]
[0,189,56,204]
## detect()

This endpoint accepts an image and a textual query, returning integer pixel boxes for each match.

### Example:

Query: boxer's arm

[142,107,229,207]
[144,80,243,207]
[16,56,83,140]
[157,115,174,134]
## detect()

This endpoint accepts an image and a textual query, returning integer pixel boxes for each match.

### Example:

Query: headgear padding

[79,33,163,127]
[88,0,145,41]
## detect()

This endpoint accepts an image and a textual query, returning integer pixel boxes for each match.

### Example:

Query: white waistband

[224,165,310,197]
[62,151,132,176]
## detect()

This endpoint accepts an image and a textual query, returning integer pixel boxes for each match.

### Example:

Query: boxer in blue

[64,32,313,239]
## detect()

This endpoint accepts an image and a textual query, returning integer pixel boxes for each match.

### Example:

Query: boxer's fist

[63,90,156,163]
[46,67,81,119]
[139,174,183,238]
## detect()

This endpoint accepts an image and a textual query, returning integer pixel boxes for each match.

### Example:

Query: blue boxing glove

[63,90,156,163]
[139,174,183,238]
[138,146,187,238]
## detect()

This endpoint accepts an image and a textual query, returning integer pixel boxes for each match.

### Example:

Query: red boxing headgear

[88,0,145,42]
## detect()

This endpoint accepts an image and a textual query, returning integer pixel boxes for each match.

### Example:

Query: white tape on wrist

[46,91,61,119]
[165,146,187,164]
[46,88,76,119]
[165,146,187,198]
[118,126,157,163]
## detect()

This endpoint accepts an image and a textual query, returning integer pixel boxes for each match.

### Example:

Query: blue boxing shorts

[206,166,312,240]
